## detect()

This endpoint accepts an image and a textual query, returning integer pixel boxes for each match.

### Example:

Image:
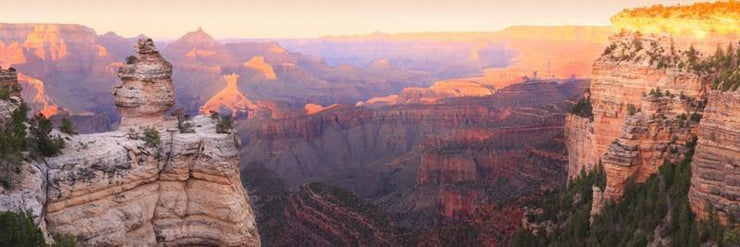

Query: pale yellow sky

[3,0,703,39]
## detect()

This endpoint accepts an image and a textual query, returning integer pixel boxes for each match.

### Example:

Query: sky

[3,0,704,39]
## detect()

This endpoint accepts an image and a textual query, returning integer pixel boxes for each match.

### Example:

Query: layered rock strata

[568,32,710,201]
[44,116,259,246]
[689,90,740,224]
[564,114,597,179]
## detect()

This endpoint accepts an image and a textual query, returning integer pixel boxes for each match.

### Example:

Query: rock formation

[43,116,260,246]
[0,66,21,97]
[0,67,22,126]
[1,40,261,246]
[564,114,596,179]
[567,31,709,201]
[689,90,740,224]
[114,39,175,128]
[565,2,740,225]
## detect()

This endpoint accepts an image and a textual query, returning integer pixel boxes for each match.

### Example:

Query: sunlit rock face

[114,39,175,128]
[0,23,119,118]
[243,56,277,80]
[586,32,709,201]
[689,90,740,224]
[611,1,740,39]
[570,2,740,221]
[17,73,59,117]
[200,73,256,117]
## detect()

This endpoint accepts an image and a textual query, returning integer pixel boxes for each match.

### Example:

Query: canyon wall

[689,90,740,224]
[567,32,709,201]
[567,2,740,225]
[564,114,597,179]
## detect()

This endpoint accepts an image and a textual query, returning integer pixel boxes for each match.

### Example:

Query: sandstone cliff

[565,4,740,225]
[567,31,711,201]
[44,116,259,246]
[689,90,740,224]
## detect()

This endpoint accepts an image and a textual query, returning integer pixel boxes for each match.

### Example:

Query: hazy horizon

[5,0,703,39]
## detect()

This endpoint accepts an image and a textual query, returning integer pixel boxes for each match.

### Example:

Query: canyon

[240,79,586,244]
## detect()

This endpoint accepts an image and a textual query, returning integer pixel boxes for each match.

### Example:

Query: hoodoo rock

[114,38,175,128]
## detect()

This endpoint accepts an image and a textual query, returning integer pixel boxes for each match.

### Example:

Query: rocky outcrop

[611,1,740,39]
[1,41,261,246]
[0,66,21,97]
[436,187,482,220]
[689,90,740,224]
[0,96,21,127]
[43,116,259,246]
[0,67,21,126]
[564,114,597,179]
[417,152,479,184]
[0,159,50,241]
[601,94,702,200]
[114,39,175,128]
[574,32,711,201]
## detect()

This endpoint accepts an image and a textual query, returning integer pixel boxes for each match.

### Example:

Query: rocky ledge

[43,116,259,246]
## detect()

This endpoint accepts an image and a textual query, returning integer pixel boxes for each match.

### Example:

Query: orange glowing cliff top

[612,1,740,38]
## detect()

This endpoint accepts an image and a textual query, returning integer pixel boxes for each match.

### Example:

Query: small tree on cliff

[59,117,76,135]
[142,127,161,148]
[216,114,233,134]
[171,107,194,133]
[0,211,46,246]
[125,55,138,65]
[28,114,65,157]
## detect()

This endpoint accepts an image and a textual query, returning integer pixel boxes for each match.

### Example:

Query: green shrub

[0,104,29,189]
[29,114,64,157]
[59,118,76,135]
[690,112,703,122]
[0,211,46,246]
[142,127,160,148]
[125,55,138,65]
[171,107,194,133]
[216,115,233,134]
[0,89,10,100]
[209,111,220,120]
[52,233,77,247]
[627,104,638,116]
[570,97,593,120]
